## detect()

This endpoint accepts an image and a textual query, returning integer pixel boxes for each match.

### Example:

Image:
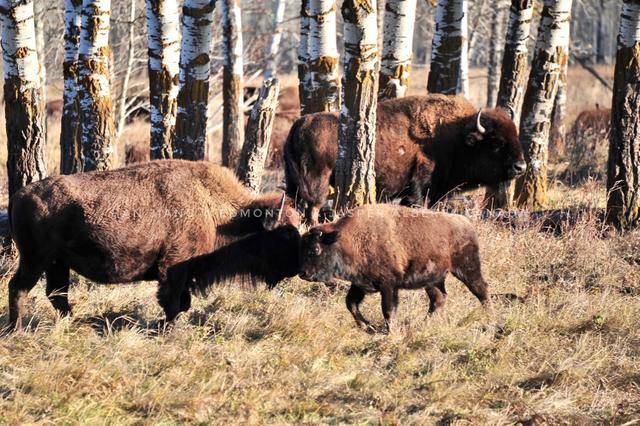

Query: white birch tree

[305,0,340,113]
[606,1,640,229]
[298,0,312,114]
[78,0,115,172]
[0,0,47,197]
[60,0,83,174]
[146,0,180,160]
[263,0,287,79]
[379,0,417,100]
[115,0,136,138]
[335,0,379,209]
[428,0,469,96]
[515,0,572,208]
[221,0,244,168]
[486,3,507,108]
[173,0,215,161]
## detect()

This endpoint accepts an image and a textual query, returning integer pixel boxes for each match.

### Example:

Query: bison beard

[6,160,300,329]
[285,95,526,224]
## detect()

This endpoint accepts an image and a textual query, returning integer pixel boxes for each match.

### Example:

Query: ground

[1,67,639,424]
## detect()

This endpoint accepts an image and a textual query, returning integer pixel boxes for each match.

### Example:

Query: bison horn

[506,105,516,121]
[476,110,486,134]
[277,193,286,222]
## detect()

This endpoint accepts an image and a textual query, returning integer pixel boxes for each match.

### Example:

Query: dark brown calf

[299,204,489,332]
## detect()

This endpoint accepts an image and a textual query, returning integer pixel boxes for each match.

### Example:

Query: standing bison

[284,95,526,224]
[7,160,300,329]
[298,204,490,332]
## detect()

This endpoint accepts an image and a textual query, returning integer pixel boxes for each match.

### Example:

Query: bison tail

[169,226,301,296]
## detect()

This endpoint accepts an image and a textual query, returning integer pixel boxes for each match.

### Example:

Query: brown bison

[284,95,526,224]
[125,141,150,164]
[298,204,490,332]
[568,106,610,151]
[7,160,300,329]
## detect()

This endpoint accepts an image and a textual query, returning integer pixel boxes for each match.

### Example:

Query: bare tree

[486,2,506,107]
[60,0,83,175]
[377,0,386,49]
[237,78,280,193]
[221,0,244,168]
[305,0,340,113]
[496,0,534,124]
[298,0,312,114]
[379,0,417,100]
[263,0,287,79]
[146,0,180,160]
[515,0,572,208]
[79,0,115,171]
[550,58,568,158]
[115,0,136,138]
[335,0,379,209]
[606,1,640,229]
[0,0,47,197]
[173,0,215,161]
[428,0,469,95]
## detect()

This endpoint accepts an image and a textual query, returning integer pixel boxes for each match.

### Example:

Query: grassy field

[1,67,639,424]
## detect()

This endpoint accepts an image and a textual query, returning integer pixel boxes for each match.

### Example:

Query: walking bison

[298,204,490,332]
[7,160,300,329]
[284,95,526,224]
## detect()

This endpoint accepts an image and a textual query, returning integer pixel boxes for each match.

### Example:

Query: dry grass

[1,67,639,424]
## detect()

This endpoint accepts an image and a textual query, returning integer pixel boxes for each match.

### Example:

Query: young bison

[285,94,526,224]
[298,204,490,332]
[7,160,300,329]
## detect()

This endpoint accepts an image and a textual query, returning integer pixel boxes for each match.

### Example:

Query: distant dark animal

[7,160,300,329]
[125,141,150,164]
[568,106,611,151]
[298,204,490,332]
[45,99,64,118]
[284,95,526,224]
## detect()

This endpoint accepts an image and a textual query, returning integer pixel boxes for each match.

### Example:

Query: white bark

[428,0,468,95]
[0,0,47,196]
[515,0,572,208]
[146,0,180,160]
[335,0,379,208]
[60,0,83,174]
[220,0,244,168]
[379,0,417,100]
[298,0,312,114]
[263,0,287,79]
[78,0,115,171]
[306,0,340,113]
[116,0,136,138]
[173,0,215,160]
[34,1,46,105]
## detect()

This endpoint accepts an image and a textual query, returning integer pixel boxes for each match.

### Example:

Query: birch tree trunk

[116,0,136,138]
[146,0,180,160]
[486,3,506,108]
[305,0,340,114]
[221,0,244,168]
[606,1,640,230]
[237,78,280,193]
[78,0,115,172]
[298,0,312,114]
[377,0,385,50]
[515,0,572,209]
[428,0,469,95]
[263,0,286,79]
[34,1,46,111]
[378,0,417,100]
[173,0,215,161]
[335,0,379,209]
[550,58,568,158]
[0,0,47,198]
[496,0,534,125]
[60,0,83,174]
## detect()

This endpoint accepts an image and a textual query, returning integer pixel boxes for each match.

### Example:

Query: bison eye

[312,246,321,256]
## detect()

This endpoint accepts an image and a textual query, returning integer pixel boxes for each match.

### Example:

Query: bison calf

[299,205,490,332]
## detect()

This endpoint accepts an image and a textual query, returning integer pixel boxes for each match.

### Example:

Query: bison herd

[7,94,526,333]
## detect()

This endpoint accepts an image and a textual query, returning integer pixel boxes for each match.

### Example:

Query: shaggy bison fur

[285,95,526,224]
[299,204,490,332]
[7,160,300,329]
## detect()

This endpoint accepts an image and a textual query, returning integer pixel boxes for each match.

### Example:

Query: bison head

[461,108,526,185]
[299,227,342,282]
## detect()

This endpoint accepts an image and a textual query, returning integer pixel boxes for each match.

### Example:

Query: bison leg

[179,287,191,313]
[345,285,374,333]
[46,261,72,317]
[8,263,45,330]
[306,204,320,226]
[380,286,399,333]
[426,280,447,314]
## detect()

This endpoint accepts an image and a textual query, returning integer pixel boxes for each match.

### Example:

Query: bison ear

[321,231,339,245]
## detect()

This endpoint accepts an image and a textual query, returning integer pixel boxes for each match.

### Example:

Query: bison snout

[511,160,527,176]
